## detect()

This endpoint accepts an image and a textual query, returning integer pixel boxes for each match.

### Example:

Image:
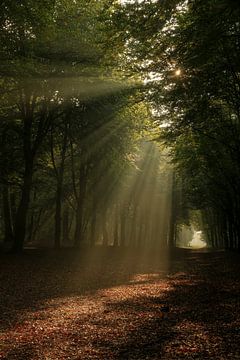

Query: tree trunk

[11,89,52,252]
[74,200,84,247]
[54,183,62,249]
[10,192,17,230]
[113,204,119,247]
[130,206,137,248]
[168,171,176,248]
[11,92,35,252]
[102,208,108,246]
[2,184,13,242]
[62,207,70,245]
[120,209,126,247]
[90,209,97,247]
[74,166,87,248]
[52,125,68,249]
[12,162,33,252]
[27,212,34,243]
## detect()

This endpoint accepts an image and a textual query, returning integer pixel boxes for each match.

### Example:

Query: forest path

[0,248,239,359]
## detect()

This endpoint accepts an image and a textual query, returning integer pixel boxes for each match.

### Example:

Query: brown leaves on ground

[0,248,240,359]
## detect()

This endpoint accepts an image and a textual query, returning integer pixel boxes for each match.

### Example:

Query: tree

[0,0,119,251]
[110,0,240,249]
[158,0,240,248]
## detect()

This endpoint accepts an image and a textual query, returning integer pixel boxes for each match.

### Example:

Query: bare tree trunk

[90,209,97,247]
[12,90,52,252]
[2,184,13,242]
[74,165,87,248]
[74,200,84,247]
[54,184,62,249]
[13,160,33,252]
[62,207,70,245]
[10,192,17,229]
[168,171,176,248]
[120,208,126,247]
[130,205,138,248]
[50,123,68,249]
[113,203,119,247]
[102,208,108,246]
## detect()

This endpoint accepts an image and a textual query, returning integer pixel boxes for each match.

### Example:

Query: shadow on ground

[0,246,169,331]
[0,248,240,359]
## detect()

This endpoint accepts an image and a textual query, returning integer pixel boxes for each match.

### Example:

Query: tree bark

[102,208,108,246]
[168,171,176,248]
[2,184,13,242]
[74,165,87,248]
[12,160,33,252]
[62,207,70,245]
[90,209,97,247]
[54,183,62,249]
[120,208,126,247]
[52,125,68,249]
[113,203,119,247]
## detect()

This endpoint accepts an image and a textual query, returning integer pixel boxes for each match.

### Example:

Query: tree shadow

[1,248,239,359]
[97,253,240,359]
[0,247,169,332]
[1,343,38,360]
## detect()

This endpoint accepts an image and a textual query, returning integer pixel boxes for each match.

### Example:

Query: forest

[1,0,240,252]
[0,0,240,359]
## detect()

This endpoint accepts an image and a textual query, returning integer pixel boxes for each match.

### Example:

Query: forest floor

[0,247,240,360]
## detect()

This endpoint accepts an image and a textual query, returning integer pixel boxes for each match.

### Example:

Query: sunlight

[189,231,206,249]
[177,227,207,249]
[46,76,131,100]
[109,142,172,250]
[1,0,240,357]
[74,141,173,279]
[120,0,146,3]
[129,273,167,284]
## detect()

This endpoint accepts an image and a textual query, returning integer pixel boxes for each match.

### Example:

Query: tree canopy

[109,0,240,249]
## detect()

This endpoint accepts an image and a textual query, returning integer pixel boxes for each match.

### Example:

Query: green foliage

[112,0,240,248]
[0,0,150,249]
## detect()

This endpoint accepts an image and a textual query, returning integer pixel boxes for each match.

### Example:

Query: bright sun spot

[175,69,181,76]
[189,231,206,249]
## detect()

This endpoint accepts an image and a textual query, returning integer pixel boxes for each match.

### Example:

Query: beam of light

[73,140,173,282]
[92,141,173,272]
[48,77,131,100]
[78,113,130,155]
[15,76,134,102]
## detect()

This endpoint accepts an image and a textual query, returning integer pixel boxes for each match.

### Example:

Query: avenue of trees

[0,0,240,251]
[111,0,240,250]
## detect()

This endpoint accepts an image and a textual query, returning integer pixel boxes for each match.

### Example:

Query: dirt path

[0,248,239,359]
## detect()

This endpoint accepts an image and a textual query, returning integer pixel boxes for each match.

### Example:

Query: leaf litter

[0,248,239,359]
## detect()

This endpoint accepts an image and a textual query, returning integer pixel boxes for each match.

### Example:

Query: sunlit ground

[1,134,175,358]
[178,228,207,249]
[189,231,207,249]
[0,250,240,359]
